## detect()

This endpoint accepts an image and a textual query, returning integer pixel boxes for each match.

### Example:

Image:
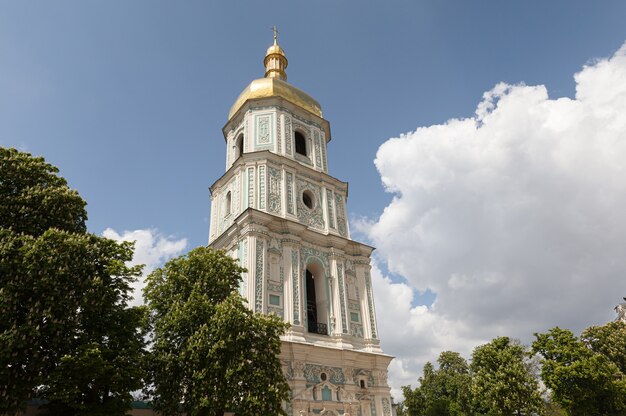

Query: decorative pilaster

[255,239,265,313]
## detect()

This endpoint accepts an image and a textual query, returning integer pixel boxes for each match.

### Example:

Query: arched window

[235,133,244,158]
[305,263,328,335]
[225,191,231,216]
[295,131,307,156]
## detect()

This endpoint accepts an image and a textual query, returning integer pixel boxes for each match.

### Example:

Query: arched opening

[305,263,328,335]
[225,191,232,216]
[235,133,244,158]
[295,131,307,156]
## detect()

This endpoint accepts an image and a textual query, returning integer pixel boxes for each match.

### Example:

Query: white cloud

[102,228,187,306]
[365,42,626,399]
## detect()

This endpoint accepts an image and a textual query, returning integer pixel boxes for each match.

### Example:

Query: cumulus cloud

[102,228,188,306]
[364,42,626,398]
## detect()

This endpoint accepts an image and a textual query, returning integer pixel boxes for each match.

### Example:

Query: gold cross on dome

[272,26,279,41]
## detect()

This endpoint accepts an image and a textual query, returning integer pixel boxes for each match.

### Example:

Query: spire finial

[264,27,288,81]
[272,26,279,44]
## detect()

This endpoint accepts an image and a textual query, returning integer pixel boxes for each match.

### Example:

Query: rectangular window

[269,294,281,306]
[350,312,360,322]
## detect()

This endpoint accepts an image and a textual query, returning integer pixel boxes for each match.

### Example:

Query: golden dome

[228,28,323,119]
[265,42,286,58]
[228,77,323,119]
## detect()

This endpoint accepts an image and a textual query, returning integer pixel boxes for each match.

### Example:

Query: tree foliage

[402,340,543,416]
[470,337,543,416]
[0,148,147,415]
[0,148,86,236]
[401,351,472,416]
[533,326,626,416]
[581,320,626,374]
[144,246,290,416]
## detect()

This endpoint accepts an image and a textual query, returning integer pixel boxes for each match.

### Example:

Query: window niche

[305,263,328,335]
[350,312,360,322]
[347,276,358,300]
[269,294,281,306]
[235,133,245,159]
[269,253,281,282]
[225,191,232,216]
[295,131,307,156]
[302,190,315,210]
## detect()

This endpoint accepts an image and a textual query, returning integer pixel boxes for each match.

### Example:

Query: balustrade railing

[308,321,328,335]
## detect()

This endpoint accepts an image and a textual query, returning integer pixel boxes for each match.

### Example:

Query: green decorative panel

[255,113,273,149]
[300,246,329,274]
[371,402,377,416]
[296,179,325,230]
[247,167,255,208]
[335,193,347,236]
[337,264,348,333]
[255,240,264,313]
[313,130,322,169]
[259,165,266,210]
[291,250,300,325]
[303,364,345,385]
[382,398,391,416]
[326,189,335,229]
[286,172,294,215]
[277,114,282,153]
[285,116,292,155]
[268,166,282,213]
[238,239,248,298]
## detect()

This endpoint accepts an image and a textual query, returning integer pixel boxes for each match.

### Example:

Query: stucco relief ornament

[343,366,353,383]
[293,360,305,378]
[269,238,281,253]
[372,370,388,386]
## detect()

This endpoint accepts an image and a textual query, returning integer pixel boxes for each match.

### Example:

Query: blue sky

[2,1,624,249]
[3,1,626,397]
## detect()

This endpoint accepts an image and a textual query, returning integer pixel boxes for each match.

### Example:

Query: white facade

[209,40,393,416]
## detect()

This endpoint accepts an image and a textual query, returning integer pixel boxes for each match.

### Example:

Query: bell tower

[209,33,393,416]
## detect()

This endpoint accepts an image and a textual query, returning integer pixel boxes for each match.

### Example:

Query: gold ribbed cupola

[228,28,323,120]
[264,27,288,80]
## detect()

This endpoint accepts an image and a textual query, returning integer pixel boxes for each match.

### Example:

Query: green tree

[0,148,147,415]
[402,351,473,416]
[532,327,626,416]
[143,246,290,416]
[401,384,425,416]
[581,321,626,374]
[470,337,543,416]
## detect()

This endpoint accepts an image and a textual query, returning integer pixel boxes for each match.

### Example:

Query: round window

[320,372,327,381]
[302,190,314,210]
